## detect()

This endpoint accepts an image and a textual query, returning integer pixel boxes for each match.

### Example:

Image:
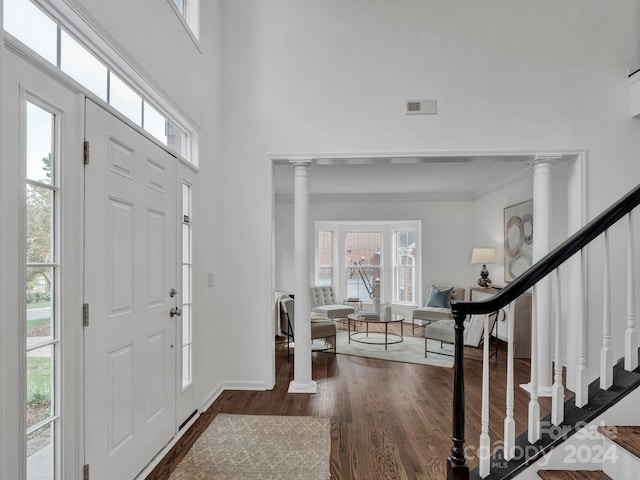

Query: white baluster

[504,302,516,460]
[625,213,637,371]
[575,248,589,408]
[528,285,541,443]
[479,314,491,477]
[552,269,565,425]
[601,230,613,390]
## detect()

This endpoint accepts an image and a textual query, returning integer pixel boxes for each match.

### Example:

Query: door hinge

[83,303,89,327]
[83,140,90,165]
[83,464,89,480]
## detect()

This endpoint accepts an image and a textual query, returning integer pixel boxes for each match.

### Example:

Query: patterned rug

[169,413,331,480]
[335,329,454,368]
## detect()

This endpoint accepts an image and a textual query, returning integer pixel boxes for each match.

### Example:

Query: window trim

[180,180,194,390]
[166,0,201,49]
[4,0,200,166]
[23,93,63,480]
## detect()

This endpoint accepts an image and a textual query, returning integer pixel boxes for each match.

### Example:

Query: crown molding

[275,191,475,204]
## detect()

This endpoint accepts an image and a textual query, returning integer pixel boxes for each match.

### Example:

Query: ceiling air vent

[406,99,437,115]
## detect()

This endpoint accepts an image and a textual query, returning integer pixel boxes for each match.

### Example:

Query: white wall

[74,0,226,409]
[275,196,476,310]
[221,0,640,388]
[0,3,8,479]
[474,174,534,286]
[1,1,224,477]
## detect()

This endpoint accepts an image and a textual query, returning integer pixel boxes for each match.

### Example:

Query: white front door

[84,99,178,480]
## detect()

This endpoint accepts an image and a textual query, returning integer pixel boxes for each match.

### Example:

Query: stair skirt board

[468,358,640,480]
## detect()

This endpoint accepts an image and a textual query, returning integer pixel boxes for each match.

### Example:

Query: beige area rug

[335,328,455,368]
[169,413,331,480]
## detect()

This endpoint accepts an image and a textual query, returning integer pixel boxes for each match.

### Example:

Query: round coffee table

[346,313,404,350]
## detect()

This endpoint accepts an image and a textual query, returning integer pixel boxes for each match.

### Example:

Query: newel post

[448,309,469,480]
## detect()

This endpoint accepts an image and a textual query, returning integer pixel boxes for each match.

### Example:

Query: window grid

[345,232,382,301]
[181,183,193,389]
[25,100,59,480]
[393,229,416,304]
[317,230,333,286]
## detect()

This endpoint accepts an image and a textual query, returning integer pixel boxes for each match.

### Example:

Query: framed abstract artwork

[504,200,533,282]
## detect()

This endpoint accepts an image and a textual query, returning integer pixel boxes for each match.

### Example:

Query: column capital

[289,157,312,167]
[532,155,563,166]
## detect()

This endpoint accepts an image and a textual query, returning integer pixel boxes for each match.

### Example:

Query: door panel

[84,99,177,480]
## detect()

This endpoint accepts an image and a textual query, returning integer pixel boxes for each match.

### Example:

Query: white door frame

[2,48,85,480]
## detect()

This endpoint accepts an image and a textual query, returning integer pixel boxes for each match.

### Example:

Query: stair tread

[598,425,640,458]
[538,470,612,480]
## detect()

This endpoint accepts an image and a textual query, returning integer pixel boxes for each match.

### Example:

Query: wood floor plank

[597,425,640,458]
[537,470,612,479]
[147,323,552,480]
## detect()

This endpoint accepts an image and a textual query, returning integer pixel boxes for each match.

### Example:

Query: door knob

[170,288,177,298]
[170,307,182,317]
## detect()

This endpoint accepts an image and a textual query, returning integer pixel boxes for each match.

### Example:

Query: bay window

[315,221,420,306]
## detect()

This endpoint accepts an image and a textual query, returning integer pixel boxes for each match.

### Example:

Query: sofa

[411,286,466,335]
[310,286,355,321]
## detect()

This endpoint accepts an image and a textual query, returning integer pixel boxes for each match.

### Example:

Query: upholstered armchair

[411,286,466,335]
[280,297,336,358]
[310,286,355,321]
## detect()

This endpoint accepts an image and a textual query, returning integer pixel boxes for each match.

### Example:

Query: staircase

[443,185,640,480]
[471,355,640,479]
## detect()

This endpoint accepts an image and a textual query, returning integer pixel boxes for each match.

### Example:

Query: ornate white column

[532,156,558,396]
[288,159,317,394]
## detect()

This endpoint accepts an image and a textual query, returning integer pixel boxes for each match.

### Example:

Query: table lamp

[471,248,497,287]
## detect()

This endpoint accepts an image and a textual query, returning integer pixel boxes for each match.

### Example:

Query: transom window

[4,0,194,163]
[168,0,200,41]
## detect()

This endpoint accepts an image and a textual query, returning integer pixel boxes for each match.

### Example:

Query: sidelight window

[181,183,193,388]
[25,100,59,480]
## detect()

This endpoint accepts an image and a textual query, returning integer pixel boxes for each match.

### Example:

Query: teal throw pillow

[426,286,453,308]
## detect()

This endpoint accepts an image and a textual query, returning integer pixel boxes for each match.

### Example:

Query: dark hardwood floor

[147,323,554,480]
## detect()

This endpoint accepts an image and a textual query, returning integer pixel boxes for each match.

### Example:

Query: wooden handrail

[446,183,640,480]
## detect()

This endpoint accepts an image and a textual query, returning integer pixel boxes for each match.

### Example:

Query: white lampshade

[471,248,497,265]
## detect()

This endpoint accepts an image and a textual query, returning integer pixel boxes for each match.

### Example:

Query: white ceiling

[273,155,534,198]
